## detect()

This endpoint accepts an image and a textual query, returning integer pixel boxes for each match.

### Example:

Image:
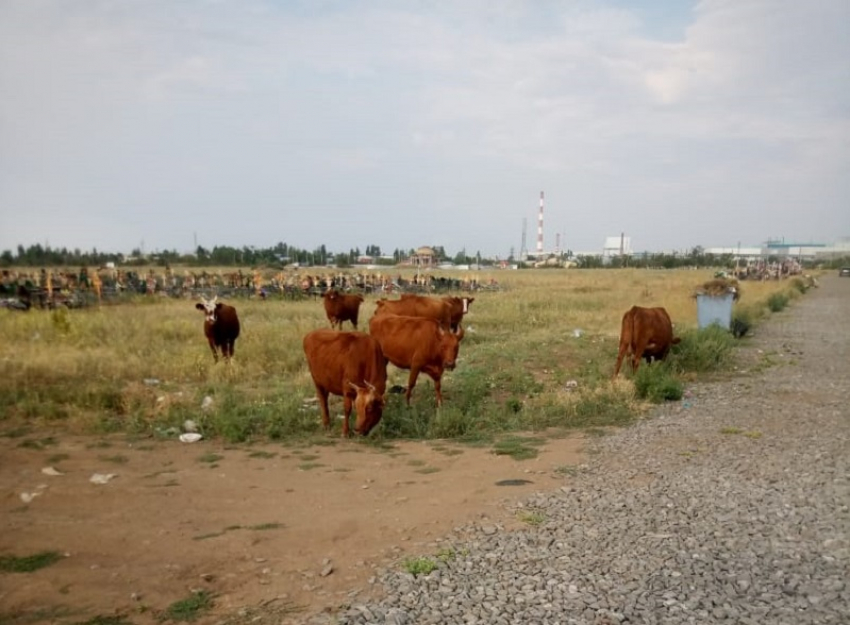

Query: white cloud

[1,0,848,256]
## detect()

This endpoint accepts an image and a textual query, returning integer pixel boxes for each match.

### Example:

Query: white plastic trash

[179,433,203,443]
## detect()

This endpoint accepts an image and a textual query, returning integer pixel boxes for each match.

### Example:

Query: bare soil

[0,428,585,624]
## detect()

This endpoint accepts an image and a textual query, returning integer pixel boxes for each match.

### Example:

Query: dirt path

[0,429,585,623]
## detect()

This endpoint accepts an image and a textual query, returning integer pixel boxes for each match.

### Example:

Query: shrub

[766,291,789,312]
[671,326,736,373]
[632,365,683,402]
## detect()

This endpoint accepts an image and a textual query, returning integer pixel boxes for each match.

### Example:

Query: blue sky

[1,0,848,258]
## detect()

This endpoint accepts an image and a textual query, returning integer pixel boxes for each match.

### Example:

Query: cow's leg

[405,367,421,406]
[431,374,443,407]
[207,337,219,363]
[342,394,353,437]
[631,337,649,373]
[613,341,629,378]
[316,387,332,431]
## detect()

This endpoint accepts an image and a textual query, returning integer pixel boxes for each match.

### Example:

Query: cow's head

[195,296,220,323]
[323,289,339,302]
[349,381,385,436]
[438,325,465,371]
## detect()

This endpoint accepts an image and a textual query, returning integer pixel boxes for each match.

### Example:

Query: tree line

[3,242,846,270]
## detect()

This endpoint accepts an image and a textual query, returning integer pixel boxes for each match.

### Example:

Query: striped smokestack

[536,191,544,255]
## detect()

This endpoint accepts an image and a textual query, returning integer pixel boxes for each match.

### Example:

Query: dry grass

[0,268,806,441]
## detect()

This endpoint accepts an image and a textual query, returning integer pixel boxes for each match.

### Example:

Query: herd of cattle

[196,291,679,437]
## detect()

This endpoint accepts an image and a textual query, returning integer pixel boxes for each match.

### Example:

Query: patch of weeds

[414,466,440,474]
[86,440,112,449]
[47,453,70,464]
[402,556,438,577]
[1,426,31,438]
[72,615,134,625]
[439,448,464,456]
[407,459,427,467]
[332,467,352,472]
[435,548,456,563]
[584,427,609,438]
[677,450,695,458]
[671,326,736,374]
[247,522,283,531]
[296,454,319,462]
[142,469,177,479]
[553,465,579,477]
[134,445,155,451]
[192,531,227,541]
[767,292,789,313]
[197,453,223,464]
[720,427,743,435]
[247,451,277,459]
[163,590,214,622]
[98,455,129,464]
[492,436,546,461]
[632,365,684,402]
[152,479,179,488]
[743,431,763,439]
[517,510,546,526]
[298,462,324,471]
[0,550,63,573]
[18,437,58,450]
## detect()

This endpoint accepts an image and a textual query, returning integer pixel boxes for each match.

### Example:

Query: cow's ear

[215,302,223,311]
[455,325,465,340]
[195,303,205,311]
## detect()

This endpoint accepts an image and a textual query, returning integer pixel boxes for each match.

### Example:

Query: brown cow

[322,289,365,330]
[374,296,452,329]
[368,314,464,406]
[613,305,680,377]
[302,329,387,437]
[195,296,240,363]
[400,294,474,331]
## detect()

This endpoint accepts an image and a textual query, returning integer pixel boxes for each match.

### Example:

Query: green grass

[402,556,438,577]
[72,616,134,625]
[247,450,277,459]
[767,291,790,312]
[491,436,547,460]
[517,510,546,526]
[197,453,223,464]
[0,268,808,448]
[98,454,129,464]
[162,590,213,622]
[0,551,63,573]
[632,364,683,403]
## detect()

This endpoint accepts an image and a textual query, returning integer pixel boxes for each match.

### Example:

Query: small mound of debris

[694,277,741,301]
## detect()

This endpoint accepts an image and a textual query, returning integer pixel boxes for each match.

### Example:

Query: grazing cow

[613,306,680,377]
[195,296,240,363]
[368,314,464,406]
[322,290,365,330]
[400,294,474,331]
[442,296,474,331]
[302,330,387,437]
[374,296,452,329]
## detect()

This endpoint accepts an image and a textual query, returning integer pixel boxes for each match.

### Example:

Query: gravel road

[322,275,850,625]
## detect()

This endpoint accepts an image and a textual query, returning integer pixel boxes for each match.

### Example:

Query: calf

[374,296,452,329]
[302,329,387,436]
[195,296,240,363]
[613,305,680,377]
[369,314,464,406]
[322,290,365,330]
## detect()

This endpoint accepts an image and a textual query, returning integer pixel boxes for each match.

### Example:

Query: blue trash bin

[696,293,734,330]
